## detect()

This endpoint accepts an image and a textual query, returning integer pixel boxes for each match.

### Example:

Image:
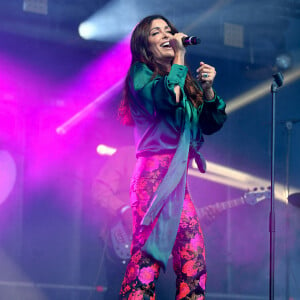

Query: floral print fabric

[119,153,206,300]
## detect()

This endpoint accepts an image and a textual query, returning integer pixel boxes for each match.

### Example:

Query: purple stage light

[56,36,131,135]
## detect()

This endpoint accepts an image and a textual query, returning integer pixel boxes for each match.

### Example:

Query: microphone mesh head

[186,36,201,45]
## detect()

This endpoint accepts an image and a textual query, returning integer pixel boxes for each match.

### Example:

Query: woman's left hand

[196,61,216,91]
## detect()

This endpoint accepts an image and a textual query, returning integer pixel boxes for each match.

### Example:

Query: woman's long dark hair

[118,15,203,125]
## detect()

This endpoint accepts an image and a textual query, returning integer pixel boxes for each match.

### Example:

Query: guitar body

[110,220,132,260]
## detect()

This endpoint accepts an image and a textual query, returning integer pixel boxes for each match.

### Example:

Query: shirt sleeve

[129,62,188,115]
[91,148,135,217]
[199,89,227,135]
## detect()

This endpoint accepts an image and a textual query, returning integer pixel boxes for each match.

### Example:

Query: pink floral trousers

[119,153,206,300]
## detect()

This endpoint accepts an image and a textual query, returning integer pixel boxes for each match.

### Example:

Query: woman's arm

[199,93,227,135]
[169,32,187,103]
[195,61,227,134]
[129,62,188,114]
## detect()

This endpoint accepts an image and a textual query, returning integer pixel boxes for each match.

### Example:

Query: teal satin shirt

[128,62,226,269]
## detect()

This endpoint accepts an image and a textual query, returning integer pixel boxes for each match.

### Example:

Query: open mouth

[161,41,171,48]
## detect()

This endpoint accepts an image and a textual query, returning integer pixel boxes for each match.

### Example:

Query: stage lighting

[78,22,97,40]
[226,65,300,114]
[96,144,117,156]
[189,159,291,203]
[275,53,292,70]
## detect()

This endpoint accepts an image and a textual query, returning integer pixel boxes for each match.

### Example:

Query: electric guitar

[110,187,270,260]
[196,187,270,219]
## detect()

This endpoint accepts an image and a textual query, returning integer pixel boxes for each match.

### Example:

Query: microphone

[182,36,201,46]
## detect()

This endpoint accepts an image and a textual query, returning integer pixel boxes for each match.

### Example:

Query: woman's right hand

[170,33,187,103]
[169,32,187,54]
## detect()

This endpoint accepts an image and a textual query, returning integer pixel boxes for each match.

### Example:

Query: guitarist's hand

[201,204,222,225]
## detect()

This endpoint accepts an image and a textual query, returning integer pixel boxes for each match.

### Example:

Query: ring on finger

[202,73,209,78]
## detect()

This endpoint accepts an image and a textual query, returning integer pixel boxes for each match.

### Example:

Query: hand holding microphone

[170,34,201,51]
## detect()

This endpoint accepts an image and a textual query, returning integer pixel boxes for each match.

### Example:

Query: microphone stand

[269,72,284,300]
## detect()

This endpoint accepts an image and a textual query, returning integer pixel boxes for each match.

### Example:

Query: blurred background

[0,0,299,299]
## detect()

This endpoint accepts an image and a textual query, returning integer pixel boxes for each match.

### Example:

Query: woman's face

[148,18,174,66]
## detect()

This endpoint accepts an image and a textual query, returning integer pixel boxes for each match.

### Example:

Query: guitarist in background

[91,145,224,299]
[91,145,136,299]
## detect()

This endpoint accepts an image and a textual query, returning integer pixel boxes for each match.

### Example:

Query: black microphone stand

[269,72,284,300]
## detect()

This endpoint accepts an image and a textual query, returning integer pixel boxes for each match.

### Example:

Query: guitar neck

[198,196,245,218]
